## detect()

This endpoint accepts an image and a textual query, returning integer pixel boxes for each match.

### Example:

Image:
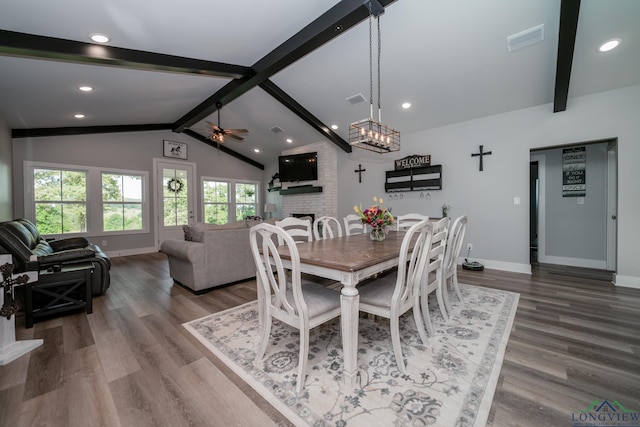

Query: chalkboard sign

[562,146,586,197]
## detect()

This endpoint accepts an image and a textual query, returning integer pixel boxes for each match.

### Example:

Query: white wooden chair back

[343,214,366,236]
[420,216,450,334]
[313,216,343,240]
[396,213,428,231]
[249,223,341,394]
[357,219,433,373]
[441,215,468,311]
[275,217,313,245]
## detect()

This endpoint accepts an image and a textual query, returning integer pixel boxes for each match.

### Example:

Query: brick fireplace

[280,141,337,221]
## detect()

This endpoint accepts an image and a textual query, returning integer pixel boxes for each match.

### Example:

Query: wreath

[167,178,184,193]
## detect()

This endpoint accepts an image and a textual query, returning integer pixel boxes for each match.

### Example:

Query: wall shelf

[385,164,442,192]
[280,185,323,195]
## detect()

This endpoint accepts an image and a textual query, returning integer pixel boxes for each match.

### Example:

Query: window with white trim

[32,167,88,234]
[102,173,144,231]
[25,161,149,237]
[202,178,258,223]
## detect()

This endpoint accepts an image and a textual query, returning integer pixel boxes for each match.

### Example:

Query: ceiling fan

[203,102,249,143]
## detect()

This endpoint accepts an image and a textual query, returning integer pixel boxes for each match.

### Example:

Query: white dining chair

[313,216,343,240]
[357,219,433,374]
[343,214,366,236]
[420,216,450,335]
[441,215,468,314]
[275,217,313,245]
[396,213,428,231]
[250,223,342,394]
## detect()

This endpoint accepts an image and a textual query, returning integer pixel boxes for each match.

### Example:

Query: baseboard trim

[104,246,157,258]
[538,255,606,270]
[613,274,640,289]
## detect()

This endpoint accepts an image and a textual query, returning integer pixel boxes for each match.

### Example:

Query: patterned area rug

[183,284,519,426]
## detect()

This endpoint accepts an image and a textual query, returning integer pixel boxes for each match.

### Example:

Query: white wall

[0,112,12,221]
[337,84,640,287]
[12,130,264,254]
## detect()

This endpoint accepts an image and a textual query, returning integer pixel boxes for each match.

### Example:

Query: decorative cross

[471,145,492,171]
[1,262,30,319]
[354,164,366,183]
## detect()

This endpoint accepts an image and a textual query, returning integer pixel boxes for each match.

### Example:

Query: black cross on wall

[471,145,492,171]
[354,164,366,183]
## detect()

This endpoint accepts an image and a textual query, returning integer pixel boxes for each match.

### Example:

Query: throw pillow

[182,225,193,241]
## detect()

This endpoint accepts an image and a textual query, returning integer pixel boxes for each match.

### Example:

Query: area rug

[183,284,519,427]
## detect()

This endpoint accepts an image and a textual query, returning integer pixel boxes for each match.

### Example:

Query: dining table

[269,230,413,388]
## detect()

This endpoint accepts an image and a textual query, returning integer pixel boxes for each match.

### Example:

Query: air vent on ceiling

[269,126,284,134]
[346,93,367,105]
[507,24,544,52]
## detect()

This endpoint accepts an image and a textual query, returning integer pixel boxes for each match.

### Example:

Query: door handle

[611,215,617,220]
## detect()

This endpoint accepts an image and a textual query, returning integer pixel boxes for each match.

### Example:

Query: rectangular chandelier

[349,118,401,154]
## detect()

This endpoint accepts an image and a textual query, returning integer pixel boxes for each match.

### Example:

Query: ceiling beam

[553,0,581,113]
[12,123,173,139]
[0,30,251,79]
[259,80,352,153]
[173,0,398,132]
[183,129,264,170]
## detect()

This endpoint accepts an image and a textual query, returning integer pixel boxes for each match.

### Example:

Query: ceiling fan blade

[227,133,244,141]
[226,129,249,134]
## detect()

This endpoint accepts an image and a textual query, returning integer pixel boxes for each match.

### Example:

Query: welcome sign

[394,154,431,170]
[562,146,586,197]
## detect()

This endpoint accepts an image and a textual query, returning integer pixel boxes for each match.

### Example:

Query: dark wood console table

[25,262,94,328]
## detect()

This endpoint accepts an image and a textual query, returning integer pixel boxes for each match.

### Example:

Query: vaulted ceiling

[1,0,639,169]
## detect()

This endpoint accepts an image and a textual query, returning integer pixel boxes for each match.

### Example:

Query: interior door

[606,146,617,271]
[154,159,196,248]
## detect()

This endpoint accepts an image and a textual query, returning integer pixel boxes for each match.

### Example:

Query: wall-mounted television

[278,152,318,183]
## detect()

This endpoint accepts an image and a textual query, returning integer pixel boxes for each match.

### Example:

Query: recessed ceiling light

[78,86,93,92]
[254,148,260,153]
[90,33,110,43]
[331,124,338,130]
[74,114,86,119]
[286,138,293,143]
[402,102,411,109]
[598,38,621,52]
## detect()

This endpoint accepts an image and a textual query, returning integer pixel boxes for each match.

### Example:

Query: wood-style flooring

[1,253,639,426]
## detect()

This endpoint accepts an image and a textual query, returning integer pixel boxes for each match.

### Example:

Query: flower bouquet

[354,196,394,241]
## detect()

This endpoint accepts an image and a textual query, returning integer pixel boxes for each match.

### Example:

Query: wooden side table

[25,262,94,328]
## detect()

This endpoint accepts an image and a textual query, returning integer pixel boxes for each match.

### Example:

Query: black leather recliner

[0,218,110,295]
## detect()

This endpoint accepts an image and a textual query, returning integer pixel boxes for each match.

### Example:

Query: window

[236,182,257,220]
[202,179,258,223]
[102,173,143,231]
[25,161,149,237]
[33,168,87,234]
[203,180,229,224]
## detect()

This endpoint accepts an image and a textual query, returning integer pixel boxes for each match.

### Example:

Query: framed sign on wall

[163,140,187,160]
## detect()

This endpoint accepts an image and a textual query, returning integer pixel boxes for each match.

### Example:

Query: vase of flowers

[442,203,450,218]
[354,196,394,241]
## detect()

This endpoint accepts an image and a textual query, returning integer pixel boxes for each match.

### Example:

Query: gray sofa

[160,220,272,293]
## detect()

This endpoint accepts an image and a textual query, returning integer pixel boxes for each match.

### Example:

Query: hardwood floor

[1,253,639,426]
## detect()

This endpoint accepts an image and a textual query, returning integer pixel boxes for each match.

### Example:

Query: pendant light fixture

[349,0,400,154]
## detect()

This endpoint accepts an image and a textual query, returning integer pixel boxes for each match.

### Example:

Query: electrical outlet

[467,243,473,251]
[102,240,107,246]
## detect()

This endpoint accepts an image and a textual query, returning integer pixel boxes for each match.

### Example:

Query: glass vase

[370,227,386,242]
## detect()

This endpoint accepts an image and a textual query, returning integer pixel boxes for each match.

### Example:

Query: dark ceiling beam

[12,123,173,139]
[260,79,352,153]
[182,129,264,170]
[553,0,581,113]
[173,0,398,132]
[0,30,251,79]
